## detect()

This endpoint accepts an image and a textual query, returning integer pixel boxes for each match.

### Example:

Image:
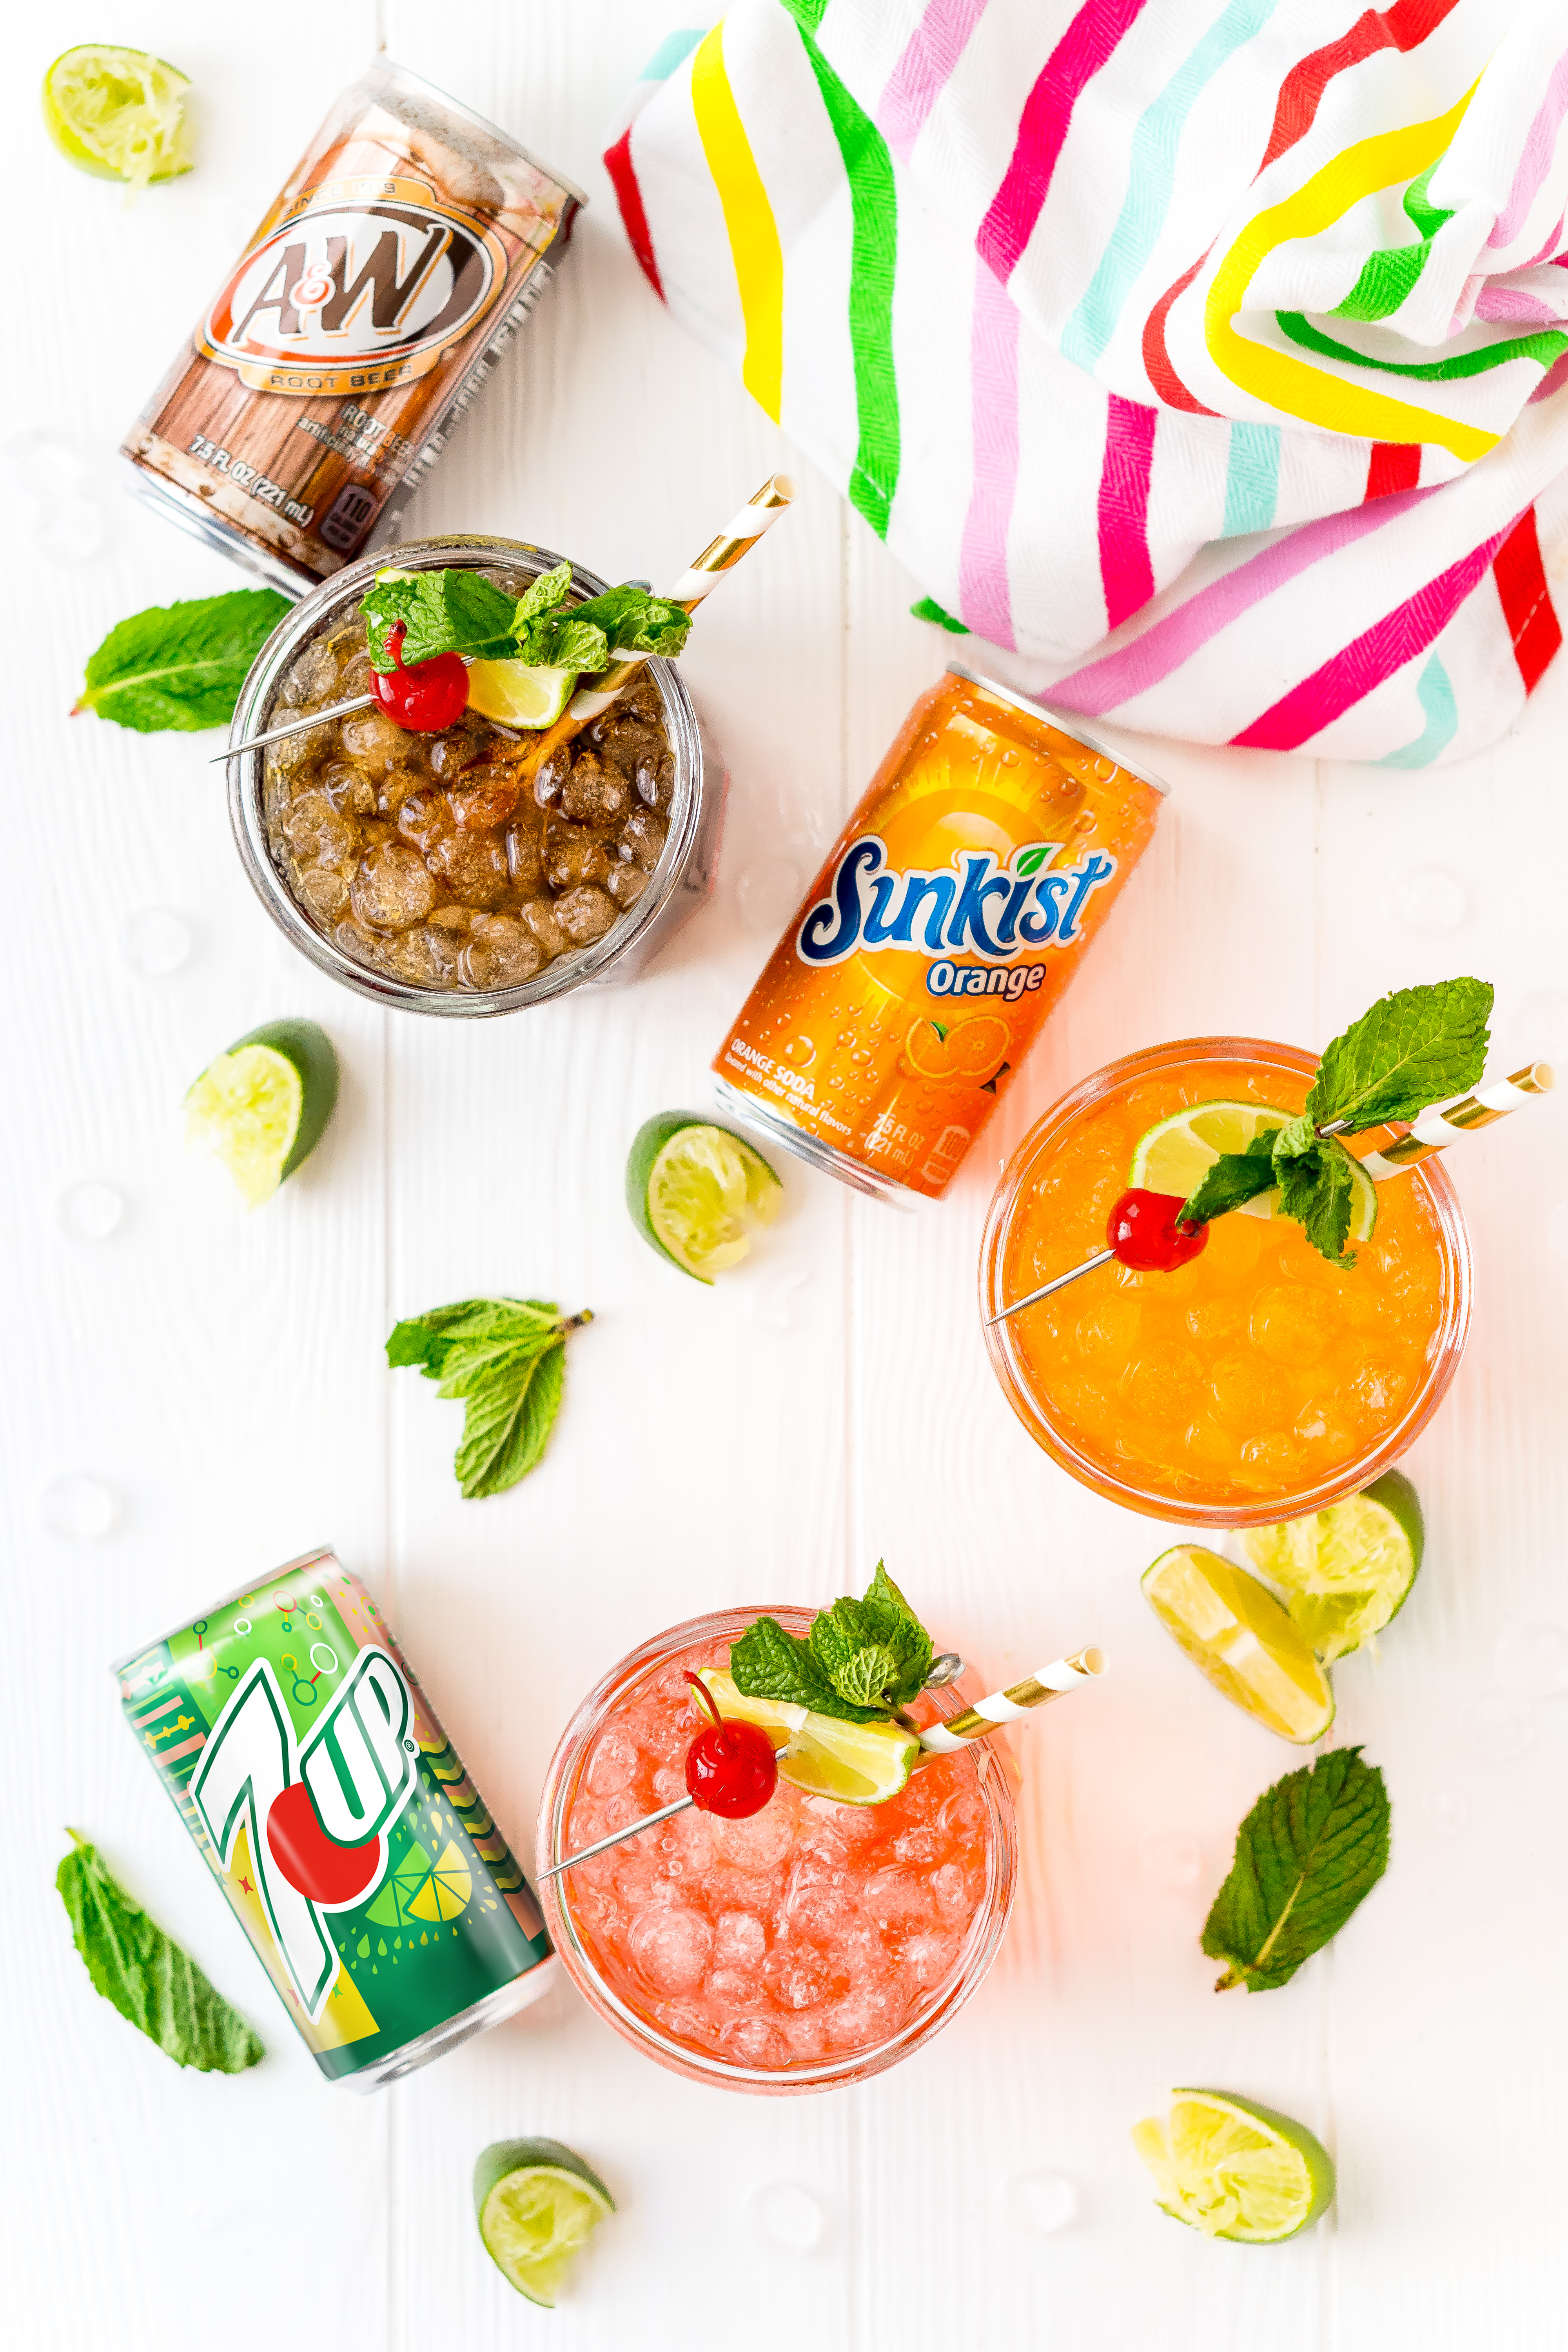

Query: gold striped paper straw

[1353,1061,1554,1178]
[559,472,797,729]
[916,1646,1107,1753]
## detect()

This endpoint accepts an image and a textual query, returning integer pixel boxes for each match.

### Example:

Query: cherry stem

[684,1670,721,1728]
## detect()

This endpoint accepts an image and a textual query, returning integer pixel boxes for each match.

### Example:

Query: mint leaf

[729,1616,882,1724]
[57,1831,263,2071]
[515,608,610,672]
[514,560,575,626]
[387,1297,588,1497]
[1272,1127,1355,1267]
[1308,978,1492,1132]
[363,568,520,669]
[563,584,693,658]
[75,589,290,732]
[1201,1748,1390,1993]
[861,1561,935,1701]
[1182,1135,1278,1227]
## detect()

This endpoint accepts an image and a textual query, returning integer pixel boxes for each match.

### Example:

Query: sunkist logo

[796,836,1117,968]
[190,1648,419,2018]
[200,176,506,391]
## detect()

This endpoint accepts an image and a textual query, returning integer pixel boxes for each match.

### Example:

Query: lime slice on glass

[1142,1546,1334,1743]
[1130,1100,1377,1241]
[465,659,577,728]
[627,1113,782,1282]
[42,47,192,187]
[184,1019,338,1208]
[1132,2089,1335,2242]
[1240,1469,1423,1664]
[695,1670,921,1804]
[474,2138,614,2306]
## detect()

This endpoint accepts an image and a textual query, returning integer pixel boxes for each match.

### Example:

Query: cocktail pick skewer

[914,1646,1107,1754]
[989,1063,1554,1324]
[214,474,796,765]
[537,1791,697,1880]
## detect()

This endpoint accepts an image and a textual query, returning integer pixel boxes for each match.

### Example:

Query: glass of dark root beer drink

[229,539,725,1011]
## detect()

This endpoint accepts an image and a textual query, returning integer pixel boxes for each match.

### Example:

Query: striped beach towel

[606,2,1568,764]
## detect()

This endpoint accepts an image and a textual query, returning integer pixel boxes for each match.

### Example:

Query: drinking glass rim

[536,1604,1019,2095]
[226,533,704,1016]
[979,1033,1473,1528]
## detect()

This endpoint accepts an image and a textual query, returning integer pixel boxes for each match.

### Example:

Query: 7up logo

[191,1649,418,2018]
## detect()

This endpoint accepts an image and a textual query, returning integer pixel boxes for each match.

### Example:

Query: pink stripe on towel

[958,257,1021,646]
[877,0,991,163]
[1096,395,1158,632]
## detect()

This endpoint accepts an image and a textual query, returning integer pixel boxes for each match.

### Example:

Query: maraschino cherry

[1106,1186,1209,1273]
[368,621,470,731]
[683,1673,778,1818]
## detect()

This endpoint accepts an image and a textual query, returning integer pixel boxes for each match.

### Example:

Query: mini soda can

[114,1550,556,2090]
[713,664,1166,1202]
[122,60,583,594]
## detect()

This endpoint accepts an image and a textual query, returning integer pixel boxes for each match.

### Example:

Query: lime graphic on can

[115,1549,555,2089]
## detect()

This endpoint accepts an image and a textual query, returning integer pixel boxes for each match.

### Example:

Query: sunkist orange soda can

[713,664,1166,1201]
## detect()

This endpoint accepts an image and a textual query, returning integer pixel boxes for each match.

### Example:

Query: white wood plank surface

[5,5,1567,2347]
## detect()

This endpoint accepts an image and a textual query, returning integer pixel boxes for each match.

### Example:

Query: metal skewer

[537,1791,695,1881]
[211,689,375,762]
[985,1245,1117,1327]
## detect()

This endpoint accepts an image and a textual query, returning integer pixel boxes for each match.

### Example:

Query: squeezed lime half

[1142,1545,1334,1743]
[627,1113,782,1281]
[42,46,193,187]
[1132,2089,1335,2241]
[185,1019,338,1207]
[695,1668,921,1805]
[1240,1470,1423,1663]
[474,2138,614,2305]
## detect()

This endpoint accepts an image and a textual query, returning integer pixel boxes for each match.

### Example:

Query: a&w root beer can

[122,60,582,592]
[116,1550,556,2089]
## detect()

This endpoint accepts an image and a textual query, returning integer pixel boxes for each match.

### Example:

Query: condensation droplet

[1494,1620,1568,1698]
[752,1270,810,1334]
[39,1475,117,1540]
[750,2181,824,2254]
[120,908,191,976]
[59,1181,125,1242]
[737,855,804,936]
[1391,867,1467,932]
[1422,1788,1470,1833]
[35,497,105,566]
[1138,1829,1203,1887]
[1008,2170,1078,2237]
[1458,1688,1534,1761]
[780,1034,816,1069]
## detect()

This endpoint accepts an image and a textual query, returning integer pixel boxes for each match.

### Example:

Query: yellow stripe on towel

[691,22,784,421]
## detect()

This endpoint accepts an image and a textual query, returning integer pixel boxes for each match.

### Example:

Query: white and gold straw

[916,1645,1107,1753]
[565,472,796,724]
[1351,1061,1554,1179]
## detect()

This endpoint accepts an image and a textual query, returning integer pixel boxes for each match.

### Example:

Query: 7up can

[115,1550,555,2089]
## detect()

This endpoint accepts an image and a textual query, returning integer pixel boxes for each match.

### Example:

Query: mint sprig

[1201,1748,1390,1993]
[1181,977,1493,1266]
[361,564,692,677]
[730,1563,936,1723]
[58,1831,263,2071]
[387,1297,590,1498]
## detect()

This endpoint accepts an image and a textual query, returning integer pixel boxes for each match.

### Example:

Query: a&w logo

[191,1648,418,2017]
[796,835,1117,968]
[201,175,508,395]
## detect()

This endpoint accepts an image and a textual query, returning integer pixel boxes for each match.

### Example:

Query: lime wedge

[1132,2090,1335,2242]
[185,1018,338,1208]
[1131,1098,1376,1240]
[627,1114,782,1282]
[465,659,577,728]
[1240,1469,1423,1664]
[1142,1546,1334,1743]
[42,46,192,187]
[695,1670,921,1805]
[473,2138,614,2306]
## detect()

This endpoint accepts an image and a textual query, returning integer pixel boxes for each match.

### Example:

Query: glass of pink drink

[536,1608,1019,2093]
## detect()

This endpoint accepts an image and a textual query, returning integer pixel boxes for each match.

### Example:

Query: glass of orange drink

[980,1038,1472,1525]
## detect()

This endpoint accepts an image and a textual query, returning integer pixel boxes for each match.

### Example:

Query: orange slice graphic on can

[901,1011,1011,1085]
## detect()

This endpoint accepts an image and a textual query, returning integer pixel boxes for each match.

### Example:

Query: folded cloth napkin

[607,2,1568,765]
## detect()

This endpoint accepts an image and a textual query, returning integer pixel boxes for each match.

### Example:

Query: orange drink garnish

[981,1039,1471,1525]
